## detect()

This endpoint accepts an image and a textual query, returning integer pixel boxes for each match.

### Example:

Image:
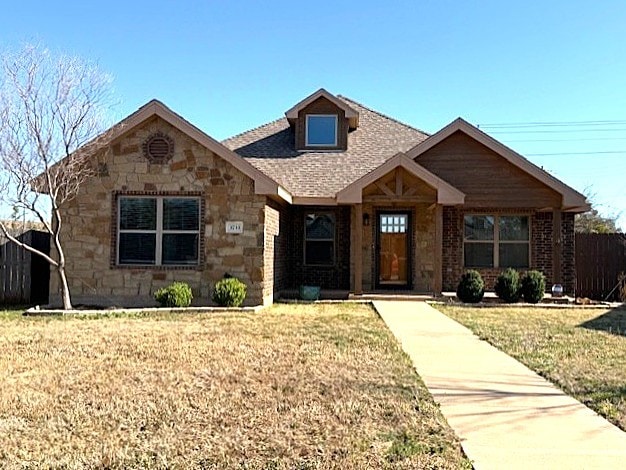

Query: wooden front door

[376,212,411,289]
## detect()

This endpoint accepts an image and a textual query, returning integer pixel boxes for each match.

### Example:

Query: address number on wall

[225,221,244,234]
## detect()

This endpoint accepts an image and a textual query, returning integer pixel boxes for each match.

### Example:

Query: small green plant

[521,270,546,303]
[154,282,193,308]
[456,270,485,303]
[212,277,247,307]
[495,268,521,303]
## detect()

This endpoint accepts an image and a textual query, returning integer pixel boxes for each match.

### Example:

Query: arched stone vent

[142,132,174,163]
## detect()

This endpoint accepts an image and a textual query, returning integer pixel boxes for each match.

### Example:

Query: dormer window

[306,115,338,147]
[285,89,359,151]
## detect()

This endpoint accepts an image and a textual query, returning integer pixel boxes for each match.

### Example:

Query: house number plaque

[225,221,244,234]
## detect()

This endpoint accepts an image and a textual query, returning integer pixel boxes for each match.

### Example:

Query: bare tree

[575,187,622,234]
[0,44,114,309]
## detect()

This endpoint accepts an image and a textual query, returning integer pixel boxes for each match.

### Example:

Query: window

[118,196,200,266]
[380,214,407,233]
[464,215,529,268]
[305,115,338,146]
[304,213,335,265]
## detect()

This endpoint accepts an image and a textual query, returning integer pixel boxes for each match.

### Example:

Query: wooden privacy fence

[0,230,50,305]
[576,233,626,301]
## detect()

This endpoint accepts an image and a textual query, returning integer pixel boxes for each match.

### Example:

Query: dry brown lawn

[439,304,626,432]
[0,303,469,469]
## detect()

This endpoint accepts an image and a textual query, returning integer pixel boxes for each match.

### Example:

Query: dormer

[285,88,359,151]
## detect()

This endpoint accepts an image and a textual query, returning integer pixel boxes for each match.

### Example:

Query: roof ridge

[221,116,287,145]
[337,95,430,137]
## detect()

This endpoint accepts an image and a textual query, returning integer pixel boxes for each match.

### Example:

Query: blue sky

[3,0,625,229]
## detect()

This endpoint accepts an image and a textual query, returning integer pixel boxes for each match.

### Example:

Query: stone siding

[51,117,268,307]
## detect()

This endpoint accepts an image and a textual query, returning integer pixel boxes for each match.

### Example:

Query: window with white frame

[304,213,335,265]
[305,114,338,146]
[117,196,200,266]
[464,215,529,268]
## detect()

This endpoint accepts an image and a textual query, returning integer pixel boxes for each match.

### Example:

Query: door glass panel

[379,214,408,285]
[380,214,407,233]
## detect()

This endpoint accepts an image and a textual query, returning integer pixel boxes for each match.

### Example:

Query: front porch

[341,153,465,297]
[272,155,464,298]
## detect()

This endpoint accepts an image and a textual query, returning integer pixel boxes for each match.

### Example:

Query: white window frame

[463,214,531,268]
[117,195,201,266]
[305,114,338,147]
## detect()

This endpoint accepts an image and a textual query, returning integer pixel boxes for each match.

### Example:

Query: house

[51,89,589,306]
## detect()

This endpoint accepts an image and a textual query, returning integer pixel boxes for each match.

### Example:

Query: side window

[463,214,530,268]
[498,216,530,268]
[304,213,335,265]
[463,215,494,268]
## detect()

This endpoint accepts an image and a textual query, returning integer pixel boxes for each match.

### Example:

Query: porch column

[552,209,562,285]
[433,204,443,295]
[354,204,363,295]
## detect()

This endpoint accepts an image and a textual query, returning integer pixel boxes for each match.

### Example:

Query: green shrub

[154,282,193,308]
[212,277,247,307]
[495,268,521,303]
[521,270,546,303]
[456,270,485,303]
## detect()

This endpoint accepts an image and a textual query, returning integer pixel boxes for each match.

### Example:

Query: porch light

[363,213,370,226]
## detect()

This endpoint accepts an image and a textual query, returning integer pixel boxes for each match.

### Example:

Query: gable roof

[41,100,292,201]
[223,96,430,199]
[336,152,465,204]
[118,100,292,200]
[284,88,360,128]
[405,118,590,211]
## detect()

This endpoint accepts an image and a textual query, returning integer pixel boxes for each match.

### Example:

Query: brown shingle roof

[222,96,429,198]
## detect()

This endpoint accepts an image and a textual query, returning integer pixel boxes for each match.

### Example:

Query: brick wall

[562,212,576,294]
[442,207,576,294]
[284,205,351,289]
[533,212,554,283]
[442,206,462,291]
[263,199,290,303]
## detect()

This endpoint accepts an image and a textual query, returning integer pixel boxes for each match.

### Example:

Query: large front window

[305,115,338,146]
[118,196,200,266]
[304,213,335,265]
[464,215,529,268]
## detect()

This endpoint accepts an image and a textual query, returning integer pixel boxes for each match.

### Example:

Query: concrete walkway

[374,300,626,470]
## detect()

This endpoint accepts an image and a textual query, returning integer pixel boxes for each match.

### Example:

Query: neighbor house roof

[222,96,430,199]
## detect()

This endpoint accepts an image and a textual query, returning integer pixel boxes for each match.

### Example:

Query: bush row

[154,276,247,308]
[456,269,546,304]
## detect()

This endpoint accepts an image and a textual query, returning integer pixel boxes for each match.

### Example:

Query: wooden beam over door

[375,181,395,197]
[363,195,436,203]
[395,169,403,196]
